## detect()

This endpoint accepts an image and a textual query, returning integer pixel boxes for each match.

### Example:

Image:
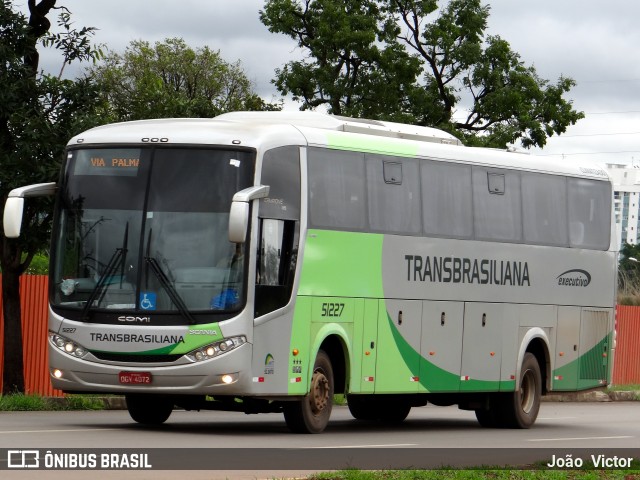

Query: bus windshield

[51,147,255,321]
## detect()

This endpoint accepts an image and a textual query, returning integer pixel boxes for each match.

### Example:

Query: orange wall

[0,275,63,396]
[1,275,640,395]
[613,305,640,385]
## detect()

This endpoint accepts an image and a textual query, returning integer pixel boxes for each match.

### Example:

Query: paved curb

[541,390,640,402]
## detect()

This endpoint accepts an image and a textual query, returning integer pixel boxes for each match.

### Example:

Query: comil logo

[557,269,591,287]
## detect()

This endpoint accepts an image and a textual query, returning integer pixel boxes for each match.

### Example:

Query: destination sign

[72,149,142,177]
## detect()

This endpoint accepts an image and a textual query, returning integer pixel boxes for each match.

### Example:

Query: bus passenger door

[460,303,503,392]
[420,301,464,392]
[375,299,422,393]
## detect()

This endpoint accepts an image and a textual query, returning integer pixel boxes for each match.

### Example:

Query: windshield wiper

[145,256,196,325]
[144,227,196,325]
[81,223,129,320]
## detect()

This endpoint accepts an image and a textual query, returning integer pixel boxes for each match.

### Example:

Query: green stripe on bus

[297,230,384,298]
[326,132,419,157]
[552,332,612,391]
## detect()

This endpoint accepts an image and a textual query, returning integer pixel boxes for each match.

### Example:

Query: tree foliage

[1,0,103,394]
[88,38,280,122]
[260,0,583,148]
[619,242,640,305]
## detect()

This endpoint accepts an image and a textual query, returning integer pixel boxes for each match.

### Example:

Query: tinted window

[260,146,301,220]
[366,154,421,234]
[522,173,568,246]
[473,168,522,242]
[308,148,366,229]
[421,161,473,238]
[568,178,611,250]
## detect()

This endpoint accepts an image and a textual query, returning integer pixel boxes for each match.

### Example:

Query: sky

[17,0,640,167]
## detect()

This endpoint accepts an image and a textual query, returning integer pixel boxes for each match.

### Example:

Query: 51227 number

[321,302,345,317]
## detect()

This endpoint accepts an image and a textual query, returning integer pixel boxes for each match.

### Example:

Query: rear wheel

[347,395,411,423]
[474,393,503,428]
[347,395,378,420]
[474,408,498,428]
[501,352,542,428]
[283,350,334,433]
[378,402,411,423]
[125,394,173,425]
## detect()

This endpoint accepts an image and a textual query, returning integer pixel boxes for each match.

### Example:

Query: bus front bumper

[49,342,255,395]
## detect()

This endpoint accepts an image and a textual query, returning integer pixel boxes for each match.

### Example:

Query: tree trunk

[2,266,24,394]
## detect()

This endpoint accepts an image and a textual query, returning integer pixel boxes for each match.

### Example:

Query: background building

[606,163,640,249]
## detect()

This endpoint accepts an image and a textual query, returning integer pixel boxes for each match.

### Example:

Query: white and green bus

[4,112,616,433]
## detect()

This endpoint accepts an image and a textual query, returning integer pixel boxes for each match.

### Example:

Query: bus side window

[255,146,301,317]
[255,218,298,316]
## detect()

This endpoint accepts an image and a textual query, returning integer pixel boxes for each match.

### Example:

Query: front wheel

[125,394,173,425]
[283,350,334,433]
[501,352,542,428]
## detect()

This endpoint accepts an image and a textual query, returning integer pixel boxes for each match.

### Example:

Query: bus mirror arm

[228,185,270,243]
[3,182,57,238]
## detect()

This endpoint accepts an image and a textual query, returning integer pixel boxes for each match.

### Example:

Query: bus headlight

[49,333,89,358]
[186,336,247,362]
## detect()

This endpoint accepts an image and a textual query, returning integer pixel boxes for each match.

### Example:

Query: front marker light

[49,333,89,358]
[186,335,247,363]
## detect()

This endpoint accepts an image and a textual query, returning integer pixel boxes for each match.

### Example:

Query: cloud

[19,0,640,164]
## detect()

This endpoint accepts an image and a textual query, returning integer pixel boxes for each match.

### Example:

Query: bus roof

[68,112,610,182]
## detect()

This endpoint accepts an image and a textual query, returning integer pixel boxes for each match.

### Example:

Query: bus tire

[501,352,542,428]
[347,395,377,420]
[125,394,173,425]
[474,394,503,428]
[283,350,334,433]
[347,396,411,423]
[377,402,411,423]
[475,405,501,428]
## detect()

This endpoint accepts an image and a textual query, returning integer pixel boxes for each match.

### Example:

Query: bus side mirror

[228,185,270,243]
[3,182,57,238]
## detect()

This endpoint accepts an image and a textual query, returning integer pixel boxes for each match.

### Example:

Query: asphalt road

[1,402,638,479]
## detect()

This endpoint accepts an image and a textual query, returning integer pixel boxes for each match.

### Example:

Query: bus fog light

[221,374,234,384]
[53,369,63,379]
[186,336,247,362]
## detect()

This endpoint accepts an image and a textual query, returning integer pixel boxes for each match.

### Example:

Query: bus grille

[91,352,183,363]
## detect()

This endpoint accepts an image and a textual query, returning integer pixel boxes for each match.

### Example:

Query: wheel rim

[310,369,330,415]
[520,368,536,414]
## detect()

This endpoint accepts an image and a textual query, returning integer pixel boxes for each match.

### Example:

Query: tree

[260,0,583,148]
[260,0,422,122]
[1,0,103,394]
[88,38,280,122]
[619,242,640,304]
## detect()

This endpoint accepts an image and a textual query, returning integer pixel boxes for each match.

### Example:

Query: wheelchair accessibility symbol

[140,292,157,311]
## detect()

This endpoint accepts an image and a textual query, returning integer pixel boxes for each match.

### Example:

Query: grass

[0,393,105,411]
[607,384,640,391]
[308,468,640,480]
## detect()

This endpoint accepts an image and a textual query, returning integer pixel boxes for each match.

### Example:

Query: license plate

[119,371,152,385]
